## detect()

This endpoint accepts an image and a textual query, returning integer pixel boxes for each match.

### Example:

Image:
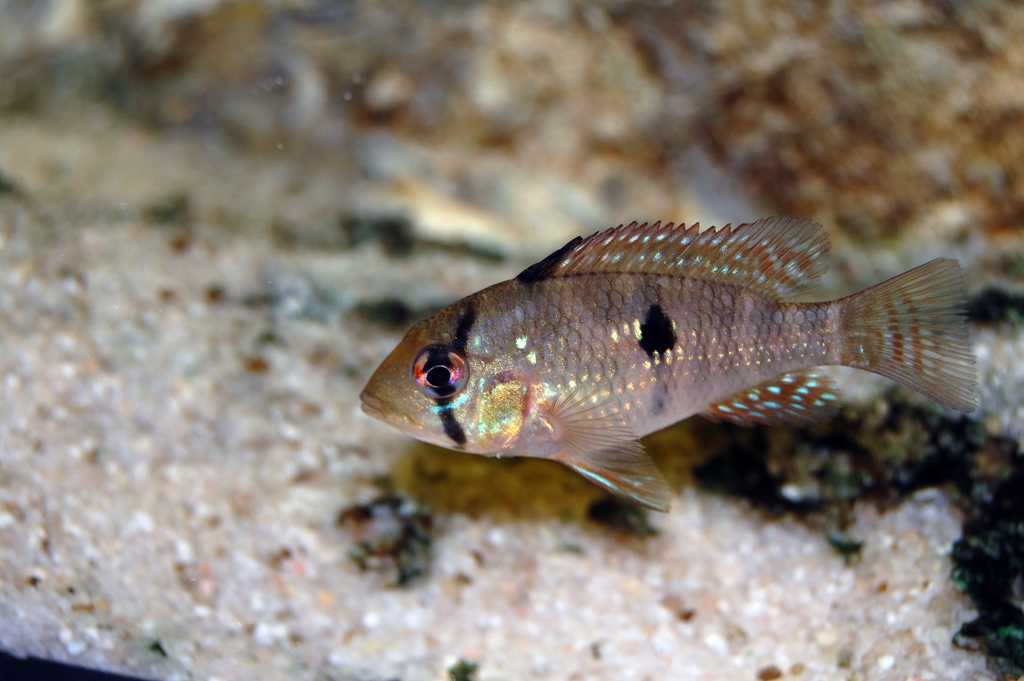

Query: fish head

[360,316,530,455]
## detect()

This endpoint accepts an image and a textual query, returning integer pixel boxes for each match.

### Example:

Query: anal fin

[701,369,842,427]
[541,391,671,512]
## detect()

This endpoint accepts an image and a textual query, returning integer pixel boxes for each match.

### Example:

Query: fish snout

[360,388,424,430]
[359,389,386,419]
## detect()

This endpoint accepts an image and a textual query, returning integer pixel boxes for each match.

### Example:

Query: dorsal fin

[517,236,583,283]
[517,216,831,298]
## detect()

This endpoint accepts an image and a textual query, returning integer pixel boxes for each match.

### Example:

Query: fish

[360,217,976,511]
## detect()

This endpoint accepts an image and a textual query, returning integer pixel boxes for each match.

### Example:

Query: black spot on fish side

[652,391,667,416]
[517,236,583,283]
[639,304,676,358]
[452,304,476,354]
[437,402,467,445]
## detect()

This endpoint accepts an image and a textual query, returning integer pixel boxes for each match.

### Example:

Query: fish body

[360,217,976,511]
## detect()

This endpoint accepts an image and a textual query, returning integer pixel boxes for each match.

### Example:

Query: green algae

[951,470,1024,676]
[692,390,1023,674]
[447,658,479,681]
[586,497,659,537]
[337,494,434,587]
[968,287,1024,325]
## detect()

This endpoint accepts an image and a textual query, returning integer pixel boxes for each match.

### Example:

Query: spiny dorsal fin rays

[518,216,831,299]
[540,389,671,512]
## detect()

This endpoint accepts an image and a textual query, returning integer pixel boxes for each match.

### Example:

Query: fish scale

[465,274,841,438]
[361,217,976,511]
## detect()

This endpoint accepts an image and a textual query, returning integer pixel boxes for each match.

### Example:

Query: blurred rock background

[4,0,1023,249]
[6,0,1024,245]
[1,0,1023,679]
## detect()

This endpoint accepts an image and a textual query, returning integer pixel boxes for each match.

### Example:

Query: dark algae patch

[696,391,990,513]
[952,469,1024,677]
[353,298,418,330]
[337,213,505,262]
[693,429,807,512]
[587,497,659,537]
[142,192,192,226]
[447,658,479,681]
[352,297,449,331]
[0,168,22,197]
[337,494,434,586]
[692,390,1023,672]
[147,638,168,657]
[967,286,1024,325]
[339,214,416,256]
[825,530,863,564]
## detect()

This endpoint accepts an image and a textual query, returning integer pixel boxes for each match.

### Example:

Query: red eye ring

[412,345,469,399]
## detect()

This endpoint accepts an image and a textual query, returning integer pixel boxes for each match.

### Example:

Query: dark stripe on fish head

[516,236,583,283]
[435,398,467,446]
[639,304,676,358]
[432,304,475,446]
[452,303,476,354]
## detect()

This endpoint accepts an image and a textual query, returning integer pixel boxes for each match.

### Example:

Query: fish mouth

[359,390,385,419]
[360,390,423,429]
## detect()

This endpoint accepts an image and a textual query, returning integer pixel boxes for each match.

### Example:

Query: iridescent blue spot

[576,468,613,490]
[431,392,470,412]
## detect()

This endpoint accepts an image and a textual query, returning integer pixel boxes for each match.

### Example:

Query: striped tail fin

[839,258,976,412]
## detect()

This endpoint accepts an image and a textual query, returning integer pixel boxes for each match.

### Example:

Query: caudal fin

[840,258,976,412]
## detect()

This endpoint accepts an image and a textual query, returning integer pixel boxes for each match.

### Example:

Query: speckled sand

[0,114,1008,680]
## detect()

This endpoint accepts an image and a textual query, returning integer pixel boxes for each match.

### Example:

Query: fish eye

[411,345,469,399]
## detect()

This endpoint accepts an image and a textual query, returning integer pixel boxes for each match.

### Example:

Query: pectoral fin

[702,369,842,427]
[562,444,672,513]
[541,390,671,512]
